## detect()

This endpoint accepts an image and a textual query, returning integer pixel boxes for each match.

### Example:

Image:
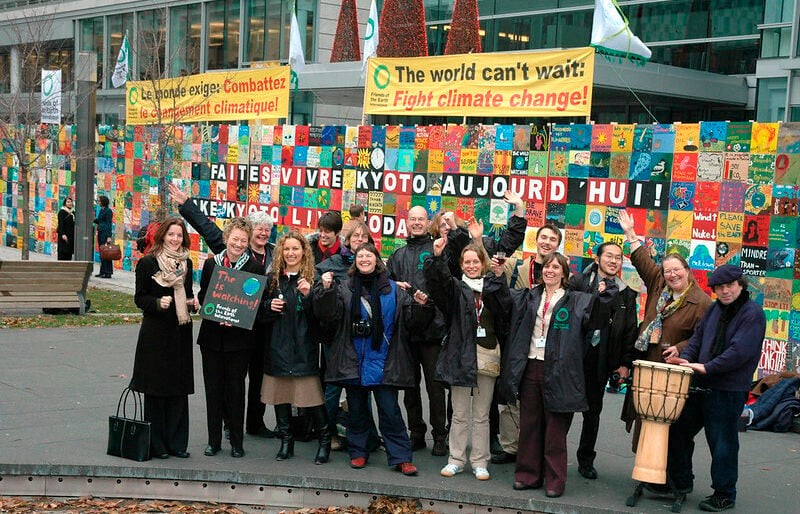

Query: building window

[756,77,787,122]
[709,0,761,37]
[207,0,240,70]
[761,27,793,58]
[764,0,795,24]
[170,4,201,76]
[556,10,593,48]
[80,17,104,86]
[709,39,758,74]
[244,0,289,63]
[137,9,166,80]
[0,50,9,93]
[108,13,133,87]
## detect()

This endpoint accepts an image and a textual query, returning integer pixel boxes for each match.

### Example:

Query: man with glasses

[568,242,639,479]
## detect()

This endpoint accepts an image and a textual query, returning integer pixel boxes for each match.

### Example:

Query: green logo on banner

[128,86,139,106]
[374,65,390,89]
[203,303,215,315]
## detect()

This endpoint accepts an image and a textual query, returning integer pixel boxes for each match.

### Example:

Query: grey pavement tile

[0,324,798,514]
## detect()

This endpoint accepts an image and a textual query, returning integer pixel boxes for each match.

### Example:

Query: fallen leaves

[280,496,438,514]
[0,496,246,513]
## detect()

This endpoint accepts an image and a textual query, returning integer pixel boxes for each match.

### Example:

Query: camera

[609,372,633,385]
[351,319,372,337]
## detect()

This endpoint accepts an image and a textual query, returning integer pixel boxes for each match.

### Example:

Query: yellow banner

[126,67,290,125]
[364,48,595,117]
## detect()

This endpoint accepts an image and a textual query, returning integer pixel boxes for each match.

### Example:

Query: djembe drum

[630,360,694,484]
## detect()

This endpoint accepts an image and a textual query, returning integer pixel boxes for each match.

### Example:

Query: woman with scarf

[424,238,506,481]
[57,197,75,261]
[197,217,262,458]
[618,210,712,451]
[130,217,198,459]
[262,231,330,464]
[315,221,381,452]
[313,243,432,476]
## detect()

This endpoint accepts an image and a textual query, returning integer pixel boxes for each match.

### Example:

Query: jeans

[667,389,747,500]
[345,385,411,465]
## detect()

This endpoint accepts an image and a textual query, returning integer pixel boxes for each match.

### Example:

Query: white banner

[41,69,62,124]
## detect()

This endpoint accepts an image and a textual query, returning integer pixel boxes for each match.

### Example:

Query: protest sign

[126,67,290,124]
[363,48,595,117]
[201,267,266,329]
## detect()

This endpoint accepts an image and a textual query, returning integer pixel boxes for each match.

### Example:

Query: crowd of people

[110,187,765,512]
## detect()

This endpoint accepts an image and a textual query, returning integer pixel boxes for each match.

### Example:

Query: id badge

[476,326,487,338]
[534,337,546,348]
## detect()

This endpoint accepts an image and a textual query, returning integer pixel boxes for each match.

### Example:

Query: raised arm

[170,183,226,254]
[422,239,460,318]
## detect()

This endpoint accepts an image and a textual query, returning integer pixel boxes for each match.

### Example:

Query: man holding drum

[666,265,766,512]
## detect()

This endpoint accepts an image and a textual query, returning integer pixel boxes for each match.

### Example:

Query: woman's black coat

[261,272,319,377]
[423,254,507,388]
[129,255,195,397]
[311,274,434,388]
[57,208,74,256]
[95,205,112,243]
[196,257,261,352]
[496,281,615,413]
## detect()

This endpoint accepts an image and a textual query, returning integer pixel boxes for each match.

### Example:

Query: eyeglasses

[602,254,623,262]
[663,268,685,276]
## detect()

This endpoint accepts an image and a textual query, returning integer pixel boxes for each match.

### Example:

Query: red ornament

[331,0,361,62]
[377,0,428,57]
[444,0,482,55]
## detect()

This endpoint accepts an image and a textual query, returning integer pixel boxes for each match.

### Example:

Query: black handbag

[107,387,151,461]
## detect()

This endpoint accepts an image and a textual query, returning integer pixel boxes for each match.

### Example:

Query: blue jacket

[681,297,766,392]
[350,281,397,386]
[312,274,433,388]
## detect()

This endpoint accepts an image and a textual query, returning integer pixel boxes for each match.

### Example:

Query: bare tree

[0,8,88,260]
[127,6,222,206]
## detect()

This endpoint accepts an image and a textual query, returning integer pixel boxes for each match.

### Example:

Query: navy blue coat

[681,296,766,392]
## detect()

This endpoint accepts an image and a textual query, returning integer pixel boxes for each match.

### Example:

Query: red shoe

[350,457,367,469]
[395,462,417,476]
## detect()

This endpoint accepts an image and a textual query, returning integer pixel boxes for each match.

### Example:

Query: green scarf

[634,282,693,352]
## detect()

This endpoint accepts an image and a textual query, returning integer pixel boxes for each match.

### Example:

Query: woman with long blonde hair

[262,231,330,464]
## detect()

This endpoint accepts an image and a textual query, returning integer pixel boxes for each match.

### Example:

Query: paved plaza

[0,248,798,513]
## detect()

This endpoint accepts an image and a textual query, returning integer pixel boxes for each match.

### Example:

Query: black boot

[311,405,331,464]
[274,404,294,461]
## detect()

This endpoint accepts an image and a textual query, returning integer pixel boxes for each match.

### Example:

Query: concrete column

[74,52,97,262]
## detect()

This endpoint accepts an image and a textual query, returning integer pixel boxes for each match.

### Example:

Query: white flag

[361,0,379,77]
[289,10,305,73]
[40,69,61,124]
[591,0,651,63]
[111,32,130,88]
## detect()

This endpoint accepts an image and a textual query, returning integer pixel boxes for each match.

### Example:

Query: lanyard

[541,300,550,338]
[223,254,231,268]
[474,294,483,326]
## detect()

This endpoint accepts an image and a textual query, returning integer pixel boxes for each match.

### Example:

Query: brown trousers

[515,359,574,494]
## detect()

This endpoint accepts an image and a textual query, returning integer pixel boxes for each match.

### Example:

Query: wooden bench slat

[0,260,92,314]
[0,284,89,291]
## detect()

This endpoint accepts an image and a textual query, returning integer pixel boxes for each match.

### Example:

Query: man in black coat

[386,206,449,455]
[568,242,638,479]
